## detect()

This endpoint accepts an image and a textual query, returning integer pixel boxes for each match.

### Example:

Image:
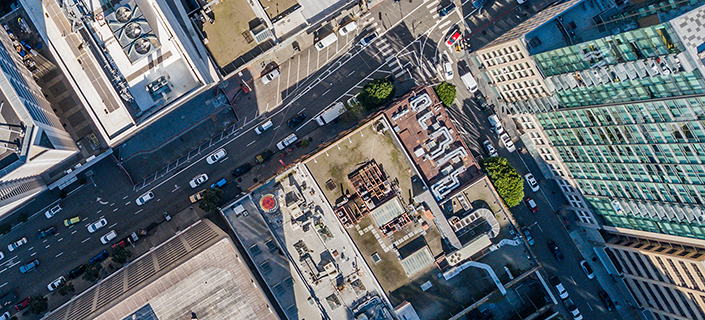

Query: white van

[338,20,358,36]
[315,33,338,51]
[315,102,346,126]
[277,133,298,150]
[460,72,478,93]
[254,119,274,134]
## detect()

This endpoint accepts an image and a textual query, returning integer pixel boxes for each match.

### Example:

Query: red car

[525,197,538,213]
[446,27,461,47]
[15,297,30,311]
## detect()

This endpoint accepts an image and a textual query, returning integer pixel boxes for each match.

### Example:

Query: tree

[0,223,11,235]
[434,82,457,107]
[111,246,132,264]
[359,78,395,110]
[28,296,48,314]
[198,188,223,213]
[83,263,102,282]
[58,281,75,296]
[482,157,524,207]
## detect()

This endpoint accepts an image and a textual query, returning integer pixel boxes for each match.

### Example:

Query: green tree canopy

[111,246,133,264]
[359,78,395,110]
[83,263,102,282]
[28,296,48,314]
[434,82,457,107]
[198,188,223,213]
[482,157,524,207]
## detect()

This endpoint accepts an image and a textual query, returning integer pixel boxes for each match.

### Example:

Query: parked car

[135,191,154,206]
[14,297,30,311]
[47,276,66,292]
[89,250,109,264]
[549,275,569,299]
[524,197,538,213]
[255,149,274,164]
[210,178,227,189]
[338,20,358,36]
[580,260,595,279]
[482,140,498,157]
[37,226,56,239]
[44,204,62,219]
[521,228,534,245]
[287,112,307,128]
[438,2,456,16]
[499,133,516,152]
[7,237,27,252]
[445,26,461,47]
[189,173,209,188]
[564,298,583,320]
[19,259,39,273]
[231,163,252,178]
[100,230,117,245]
[67,264,86,279]
[487,114,504,134]
[547,240,564,261]
[206,148,227,164]
[277,133,298,150]
[0,251,3,261]
[0,311,9,320]
[189,190,207,203]
[63,216,80,227]
[598,290,614,311]
[360,32,378,46]
[261,68,280,85]
[524,173,540,192]
[254,119,273,135]
[87,218,108,233]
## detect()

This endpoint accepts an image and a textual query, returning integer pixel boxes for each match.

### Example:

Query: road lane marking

[30,252,36,256]
[57,237,63,242]
[122,195,128,199]
[322,89,330,96]
[45,245,50,248]
[134,209,143,215]
[110,202,115,206]
[113,208,119,212]
[0,282,6,287]
[247,140,256,146]
[82,237,91,243]
[109,223,117,229]
[56,252,63,257]
[97,210,102,214]
[124,202,130,205]
[72,230,77,234]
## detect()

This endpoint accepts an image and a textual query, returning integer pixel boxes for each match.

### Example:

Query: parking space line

[285,60,292,97]
[247,140,256,146]
[296,54,301,89]
[109,223,117,229]
[276,70,282,106]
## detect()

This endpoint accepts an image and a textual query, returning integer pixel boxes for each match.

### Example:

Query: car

[255,149,274,164]
[63,216,81,227]
[487,114,504,134]
[14,297,29,311]
[442,59,453,80]
[338,20,357,36]
[445,26,461,47]
[0,311,10,320]
[261,68,280,84]
[100,230,117,244]
[360,32,378,46]
[112,238,128,249]
[580,260,595,279]
[37,226,56,239]
[231,163,252,177]
[564,298,583,320]
[499,133,516,152]
[598,290,614,311]
[547,240,564,261]
[287,112,307,128]
[189,173,209,188]
[135,191,154,206]
[210,178,227,189]
[47,276,66,291]
[7,237,27,252]
[90,250,109,264]
[206,148,227,164]
[254,119,273,134]
[473,0,489,10]
[277,133,298,150]
[67,264,86,279]
[0,251,3,261]
[44,204,62,219]
[189,190,207,203]
[19,259,39,273]
[87,218,108,233]
[524,197,538,213]
[438,2,456,16]
[524,173,539,192]
[517,0,527,3]
[521,228,534,245]
[483,140,498,157]
[549,276,569,299]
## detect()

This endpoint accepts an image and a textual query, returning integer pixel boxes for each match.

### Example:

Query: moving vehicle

[442,54,454,80]
[360,32,378,46]
[0,251,3,261]
[189,190,206,203]
[473,0,489,10]
[255,149,274,164]
[19,259,39,273]
[521,227,534,245]
[135,191,154,206]
[438,2,456,16]
[67,264,86,279]
[499,133,516,152]
[37,226,56,239]
[482,140,498,157]
[315,33,338,51]
[0,311,9,320]
[7,237,27,252]
[14,297,29,311]
[47,276,66,291]
[87,218,107,233]
[564,298,583,320]
[63,216,81,227]
[100,230,117,244]
[445,26,461,47]
[580,260,595,279]
[254,119,274,134]
[524,197,538,213]
[261,68,280,84]
[338,20,358,36]
[277,133,298,150]
[0,290,17,308]
[460,72,478,93]
[206,148,227,164]
[189,173,209,188]
[547,240,564,261]
[231,163,252,177]
[315,102,346,126]
[90,250,109,264]
[549,276,569,299]
[44,204,62,219]
[487,114,503,134]
[524,173,540,192]
[210,178,227,189]
[598,291,614,311]
[287,112,307,128]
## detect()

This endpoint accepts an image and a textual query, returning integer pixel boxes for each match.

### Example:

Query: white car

[483,140,498,157]
[135,191,154,206]
[580,260,595,279]
[277,133,298,150]
[499,133,516,152]
[0,251,4,261]
[47,276,66,291]
[7,237,27,252]
[100,230,118,244]
[442,53,454,80]
[565,298,583,320]
[189,173,209,188]
[338,20,357,36]
[44,204,62,219]
[524,173,539,192]
[206,148,227,164]
[360,32,378,46]
[87,218,108,233]
[0,311,9,320]
[261,69,280,84]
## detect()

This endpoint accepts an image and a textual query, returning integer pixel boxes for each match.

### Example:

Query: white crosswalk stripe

[438,19,452,30]
[425,1,438,9]
[395,71,406,79]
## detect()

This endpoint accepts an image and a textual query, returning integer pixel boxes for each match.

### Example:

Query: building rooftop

[42,220,280,320]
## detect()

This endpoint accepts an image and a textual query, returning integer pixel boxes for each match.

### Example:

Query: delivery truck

[315,102,346,126]
[460,72,479,93]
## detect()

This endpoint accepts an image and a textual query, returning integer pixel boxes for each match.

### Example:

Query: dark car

[473,0,489,10]
[231,163,252,177]
[14,297,30,312]
[438,2,456,16]
[287,112,307,128]
[599,290,614,311]
[37,226,57,239]
[255,150,274,164]
[0,290,17,308]
[67,264,86,279]
[547,240,564,261]
[89,250,109,264]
